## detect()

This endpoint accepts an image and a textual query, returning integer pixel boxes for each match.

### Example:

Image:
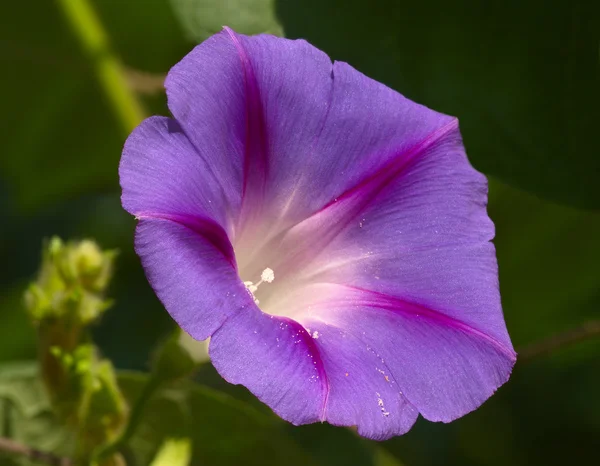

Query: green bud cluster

[78,355,129,452]
[24,237,116,326]
[48,345,128,441]
[24,237,127,463]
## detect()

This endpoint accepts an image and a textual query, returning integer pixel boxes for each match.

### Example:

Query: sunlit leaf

[169,0,283,42]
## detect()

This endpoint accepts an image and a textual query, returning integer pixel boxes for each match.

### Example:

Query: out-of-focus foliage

[0,0,189,211]
[151,331,200,384]
[0,0,598,465]
[0,362,74,465]
[1,363,376,466]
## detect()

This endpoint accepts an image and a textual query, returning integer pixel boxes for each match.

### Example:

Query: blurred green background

[1,0,599,465]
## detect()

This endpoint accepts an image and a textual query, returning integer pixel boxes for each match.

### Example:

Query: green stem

[56,0,145,133]
[93,374,163,462]
[0,436,73,466]
[518,320,600,362]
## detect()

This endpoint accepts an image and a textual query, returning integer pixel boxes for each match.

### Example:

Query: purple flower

[120,28,515,440]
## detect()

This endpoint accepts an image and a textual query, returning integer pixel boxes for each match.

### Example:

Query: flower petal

[306,124,511,346]
[264,120,515,424]
[262,59,455,224]
[223,56,460,280]
[306,288,515,423]
[303,320,418,440]
[135,218,251,340]
[165,29,334,233]
[120,116,233,229]
[165,29,453,231]
[164,33,247,221]
[209,308,326,425]
[124,29,514,438]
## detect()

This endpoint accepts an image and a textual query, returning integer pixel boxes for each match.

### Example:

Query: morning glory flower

[120,27,515,440]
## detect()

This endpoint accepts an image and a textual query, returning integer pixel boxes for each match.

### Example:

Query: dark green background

[1,1,598,465]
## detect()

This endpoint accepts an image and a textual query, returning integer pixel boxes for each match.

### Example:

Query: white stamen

[244,281,258,293]
[261,268,275,283]
[244,268,275,306]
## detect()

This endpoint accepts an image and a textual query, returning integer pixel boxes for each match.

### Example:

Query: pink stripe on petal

[135,211,236,268]
[327,284,516,360]
[265,119,461,282]
[223,27,270,231]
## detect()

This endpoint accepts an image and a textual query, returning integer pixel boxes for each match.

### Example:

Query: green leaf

[118,371,313,466]
[151,331,199,384]
[169,0,283,42]
[0,285,36,364]
[276,0,600,209]
[282,422,380,466]
[488,179,600,346]
[0,363,384,466]
[374,447,404,466]
[0,364,309,466]
[92,0,191,74]
[0,362,74,464]
[1,0,122,212]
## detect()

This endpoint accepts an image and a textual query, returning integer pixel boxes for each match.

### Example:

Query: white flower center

[233,214,354,320]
